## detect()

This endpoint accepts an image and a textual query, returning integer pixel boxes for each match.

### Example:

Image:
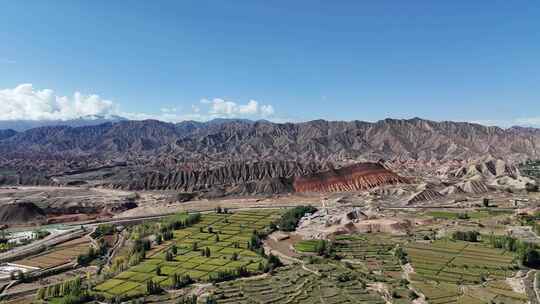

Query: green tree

[277,206,317,231]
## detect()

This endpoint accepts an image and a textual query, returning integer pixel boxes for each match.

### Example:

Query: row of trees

[438,230,540,269]
[485,234,540,268]
[170,273,194,289]
[277,205,317,231]
[130,212,201,240]
[518,212,540,236]
[451,231,480,242]
[163,213,202,231]
[36,276,88,303]
[92,224,115,238]
[77,239,108,266]
[146,280,161,295]
[215,206,230,214]
[208,266,251,283]
[155,230,174,245]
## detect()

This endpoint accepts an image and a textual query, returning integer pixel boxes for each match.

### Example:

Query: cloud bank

[124,98,277,122]
[0,84,117,121]
[0,84,279,122]
[3,84,537,128]
[201,98,274,118]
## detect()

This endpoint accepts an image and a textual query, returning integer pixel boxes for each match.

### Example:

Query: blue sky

[1,1,539,126]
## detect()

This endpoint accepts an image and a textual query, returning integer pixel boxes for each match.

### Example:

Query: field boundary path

[432,241,469,277]
[526,270,540,304]
[106,232,126,266]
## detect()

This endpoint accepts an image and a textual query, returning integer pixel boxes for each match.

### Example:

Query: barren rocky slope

[0,201,46,224]
[293,163,407,192]
[0,118,539,194]
[0,129,16,140]
[3,118,540,162]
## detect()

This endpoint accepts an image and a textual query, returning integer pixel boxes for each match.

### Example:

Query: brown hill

[0,201,46,224]
[293,163,408,192]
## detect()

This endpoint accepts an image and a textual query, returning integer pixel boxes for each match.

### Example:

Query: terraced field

[406,240,516,284]
[95,210,282,298]
[293,239,324,253]
[214,265,385,304]
[333,234,404,281]
[406,240,526,304]
[425,210,513,220]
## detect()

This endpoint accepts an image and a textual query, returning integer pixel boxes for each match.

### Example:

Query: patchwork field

[95,210,282,298]
[214,265,385,304]
[410,280,528,304]
[333,234,404,280]
[425,210,513,220]
[406,240,516,284]
[406,240,526,304]
[293,239,324,253]
[15,237,90,269]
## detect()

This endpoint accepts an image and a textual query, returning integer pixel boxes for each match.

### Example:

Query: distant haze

[0,116,127,132]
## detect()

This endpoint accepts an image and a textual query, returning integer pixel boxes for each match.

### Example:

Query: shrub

[170,274,194,289]
[146,280,162,295]
[278,206,317,231]
[451,231,479,242]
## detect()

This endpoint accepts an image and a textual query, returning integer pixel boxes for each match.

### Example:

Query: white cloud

[470,117,540,128]
[0,84,118,121]
[204,98,274,118]
[260,104,275,116]
[160,107,177,113]
[121,98,281,123]
[514,117,540,126]
[0,84,284,123]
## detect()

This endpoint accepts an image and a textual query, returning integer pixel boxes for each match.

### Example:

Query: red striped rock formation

[293,163,408,193]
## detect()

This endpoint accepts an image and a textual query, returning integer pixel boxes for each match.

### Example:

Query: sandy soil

[115,193,324,218]
[263,232,303,260]
[507,270,527,294]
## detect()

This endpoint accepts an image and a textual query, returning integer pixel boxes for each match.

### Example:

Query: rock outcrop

[453,157,520,179]
[0,201,46,224]
[408,189,445,204]
[458,180,490,194]
[441,180,490,195]
[109,161,324,193]
[293,163,408,193]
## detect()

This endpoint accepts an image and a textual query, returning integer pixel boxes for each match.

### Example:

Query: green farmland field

[406,240,525,304]
[94,210,282,298]
[293,239,323,253]
[214,265,385,304]
[426,210,512,220]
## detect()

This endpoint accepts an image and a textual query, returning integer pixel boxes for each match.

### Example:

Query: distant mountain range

[0,115,127,131]
[1,117,539,161]
[0,117,539,192]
